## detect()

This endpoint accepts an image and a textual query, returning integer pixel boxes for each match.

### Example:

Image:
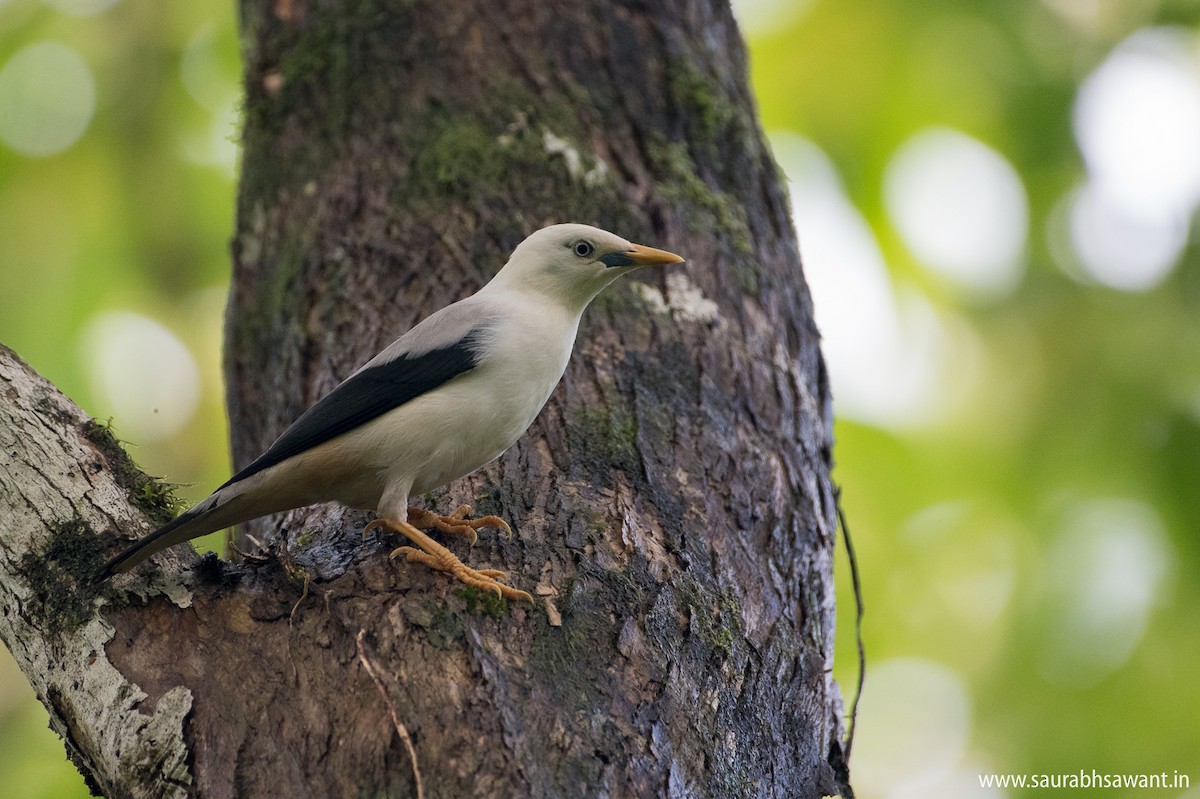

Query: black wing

[221,329,485,489]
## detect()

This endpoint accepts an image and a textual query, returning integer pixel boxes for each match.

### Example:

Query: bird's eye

[572,240,595,258]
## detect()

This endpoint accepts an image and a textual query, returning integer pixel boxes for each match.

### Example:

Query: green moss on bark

[568,405,641,477]
[81,419,183,524]
[18,518,105,634]
[456,586,508,620]
[677,577,742,660]
[422,602,465,650]
[669,61,752,152]
[650,141,750,253]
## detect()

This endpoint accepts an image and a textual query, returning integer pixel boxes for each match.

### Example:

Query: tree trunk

[0,0,849,797]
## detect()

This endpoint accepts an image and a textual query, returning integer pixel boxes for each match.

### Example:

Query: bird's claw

[388,544,532,603]
[407,505,513,545]
[363,518,391,541]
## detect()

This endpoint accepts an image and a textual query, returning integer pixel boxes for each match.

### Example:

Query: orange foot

[406,504,513,546]
[365,518,532,603]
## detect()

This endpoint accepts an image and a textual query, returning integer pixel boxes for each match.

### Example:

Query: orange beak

[602,243,686,268]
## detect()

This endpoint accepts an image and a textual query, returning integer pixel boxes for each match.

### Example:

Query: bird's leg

[365,518,532,602]
[405,504,513,546]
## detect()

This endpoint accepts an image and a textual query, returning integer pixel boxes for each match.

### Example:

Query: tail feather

[95,490,243,581]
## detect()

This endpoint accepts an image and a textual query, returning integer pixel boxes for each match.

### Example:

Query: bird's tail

[95,490,244,582]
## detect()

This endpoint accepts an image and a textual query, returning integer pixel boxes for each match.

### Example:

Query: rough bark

[0,0,848,797]
[0,345,196,798]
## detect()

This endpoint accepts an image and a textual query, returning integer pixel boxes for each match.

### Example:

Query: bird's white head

[484,223,685,313]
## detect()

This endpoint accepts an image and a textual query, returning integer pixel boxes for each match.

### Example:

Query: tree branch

[0,344,195,798]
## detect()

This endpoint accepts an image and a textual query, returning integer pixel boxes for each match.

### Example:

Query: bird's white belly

[326,329,571,518]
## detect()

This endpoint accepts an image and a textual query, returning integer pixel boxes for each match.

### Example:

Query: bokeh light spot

[884,127,1028,298]
[181,23,234,111]
[1061,181,1187,291]
[180,91,241,177]
[1039,498,1172,687]
[853,658,971,797]
[729,0,814,36]
[0,42,96,157]
[775,134,975,429]
[78,311,201,443]
[1074,28,1200,220]
[1063,27,1200,291]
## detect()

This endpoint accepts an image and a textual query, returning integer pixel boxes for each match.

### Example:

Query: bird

[97,223,685,601]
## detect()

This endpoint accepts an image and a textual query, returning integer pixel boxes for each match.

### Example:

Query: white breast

[331,295,580,518]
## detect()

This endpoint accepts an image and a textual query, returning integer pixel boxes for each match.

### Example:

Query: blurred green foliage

[745,0,1200,795]
[1,1,1197,797]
